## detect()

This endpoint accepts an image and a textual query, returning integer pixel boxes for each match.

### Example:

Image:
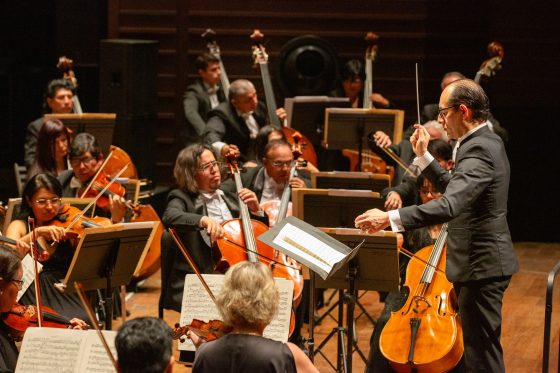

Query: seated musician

[26,118,72,180]
[181,53,227,147]
[4,174,112,322]
[366,174,463,373]
[203,79,285,163]
[382,139,453,210]
[0,246,87,372]
[24,79,75,168]
[115,317,174,373]
[188,261,318,373]
[222,139,310,206]
[57,132,127,223]
[161,143,268,312]
[368,120,448,186]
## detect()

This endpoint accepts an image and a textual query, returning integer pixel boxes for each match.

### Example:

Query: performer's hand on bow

[354,208,390,234]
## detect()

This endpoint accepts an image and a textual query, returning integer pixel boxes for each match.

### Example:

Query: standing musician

[24,79,75,168]
[4,174,99,322]
[181,53,227,146]
[57,132,127,223]
[355,79,518,372]
[188,261,318,373]
[161,144,268,312]
[203,79,285,163]
[0,246,87,372]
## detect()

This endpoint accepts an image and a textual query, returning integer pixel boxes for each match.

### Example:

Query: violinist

[181,53,227,147]
[188,261,318,373]
[115,317,174,373]
[161,144,268,312]
[203,79,286,163]
[57,132,127,223]
[24,79,75,168]
[26,118,72,180]
[355,79,519,372]
[0,246,86,372]
[4,174,103,322]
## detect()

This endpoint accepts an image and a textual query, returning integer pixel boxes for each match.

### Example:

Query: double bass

[57,56,83,114]
[202,28,231,97]
[379,223,463,372]
[250,29,318,168]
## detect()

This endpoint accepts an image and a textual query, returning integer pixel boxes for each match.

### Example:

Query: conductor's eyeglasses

[437,105,457,119]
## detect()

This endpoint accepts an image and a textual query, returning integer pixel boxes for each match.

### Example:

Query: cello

[250,29,318,167]
[214,153,303,310]
[379,223,463,373]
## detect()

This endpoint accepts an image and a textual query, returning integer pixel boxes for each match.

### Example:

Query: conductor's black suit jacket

[398,126,518,282]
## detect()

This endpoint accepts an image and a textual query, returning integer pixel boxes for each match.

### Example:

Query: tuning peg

[174,322,180,328]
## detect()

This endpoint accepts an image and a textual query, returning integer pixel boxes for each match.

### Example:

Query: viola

[172,319,233,343]
[2,303,71,341]
[103,145,139,180]
[379,223,463,372]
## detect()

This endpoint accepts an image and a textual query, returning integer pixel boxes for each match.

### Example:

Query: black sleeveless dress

[193,334,297,373]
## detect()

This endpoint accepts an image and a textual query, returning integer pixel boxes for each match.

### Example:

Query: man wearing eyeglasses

[355,79,518,373]
[57,132,127,223]
[161,143,268,312]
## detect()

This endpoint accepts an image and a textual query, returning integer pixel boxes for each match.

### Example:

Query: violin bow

[28,218,43,327]
[168,227,217,305]
[74,282,118,371]
[79,151,114,199]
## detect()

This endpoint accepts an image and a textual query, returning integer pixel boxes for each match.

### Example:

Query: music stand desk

[311,171,391,192]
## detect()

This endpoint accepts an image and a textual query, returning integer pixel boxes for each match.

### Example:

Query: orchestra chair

[13,163,27,197]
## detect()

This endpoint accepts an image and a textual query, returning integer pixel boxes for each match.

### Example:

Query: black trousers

[454,276,511,373]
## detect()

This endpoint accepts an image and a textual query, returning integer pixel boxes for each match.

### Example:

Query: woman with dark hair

[27,118,72,180]
[5,173,93,322]
[0,246,22,372]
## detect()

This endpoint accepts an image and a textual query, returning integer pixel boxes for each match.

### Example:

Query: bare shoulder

[286,342,319,373]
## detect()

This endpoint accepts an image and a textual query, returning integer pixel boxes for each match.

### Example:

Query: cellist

[161,144,268,312]
[57,132,128,223]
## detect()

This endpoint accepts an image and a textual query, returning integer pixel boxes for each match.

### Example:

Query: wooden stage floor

[116,242,560,372]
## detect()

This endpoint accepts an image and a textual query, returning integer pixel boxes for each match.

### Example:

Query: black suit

[181,79,226,145]
[204,101,268,162]
[161,188,268,312]
[398,125,518,372]
[24,117,44,167]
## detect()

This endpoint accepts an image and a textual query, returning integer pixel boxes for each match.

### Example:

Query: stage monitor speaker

[276,35,339,97]
[99,39,158,116]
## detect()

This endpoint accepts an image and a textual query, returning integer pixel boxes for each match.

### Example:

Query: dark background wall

[1,0,558,242]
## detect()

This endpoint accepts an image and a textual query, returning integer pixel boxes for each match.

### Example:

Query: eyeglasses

[419,188,442,196]
[437,105,457,119]
[269,160,295,169]
[34,197,61,207]
[70,155,95,167]
[198,160,221,173]
[11,279,24,290]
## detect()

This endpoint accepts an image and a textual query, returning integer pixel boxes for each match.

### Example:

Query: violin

[172,319,233,343]
[79,170,127,211]
[379,223,463,372]
[2,303,71,341]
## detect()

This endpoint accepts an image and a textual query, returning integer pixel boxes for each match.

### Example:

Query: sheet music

[17,254,42,302]
[178,274,293,352]
[16,328,116,373]
[272,223,346,274]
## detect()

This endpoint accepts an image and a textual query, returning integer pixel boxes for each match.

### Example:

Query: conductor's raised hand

[354,208,390,234]
[410,124,430,157]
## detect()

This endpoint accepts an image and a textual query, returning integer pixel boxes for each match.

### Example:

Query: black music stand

[313,228,399,373]
[57,221,157,330]
[324,108,404,171]
[284,96,350,147]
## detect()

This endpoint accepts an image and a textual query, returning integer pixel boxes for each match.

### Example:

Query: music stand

[311,171,391,193]
[324,108,404,171]
[58,221,157,330]
[312,228,399,372]
[284,96,350,147]
[44,113,116,156]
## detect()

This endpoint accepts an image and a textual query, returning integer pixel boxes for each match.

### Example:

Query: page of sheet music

[17,254,43,302]
[272,223,345,274]
[78,330,118,373]
[178,274,293,352]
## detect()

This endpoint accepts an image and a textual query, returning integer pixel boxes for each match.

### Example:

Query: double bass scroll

[202,28,231,97]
